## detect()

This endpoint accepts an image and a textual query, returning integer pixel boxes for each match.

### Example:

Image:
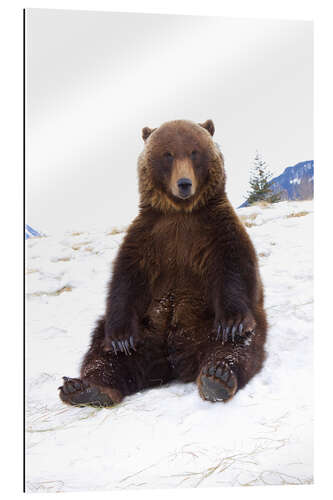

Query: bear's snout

[170,158,197,200]
[177,178,192,199]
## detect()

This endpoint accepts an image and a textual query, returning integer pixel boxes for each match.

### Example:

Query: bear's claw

[215,312,256,344]
[198,362,238,402]
[105,336,137,355]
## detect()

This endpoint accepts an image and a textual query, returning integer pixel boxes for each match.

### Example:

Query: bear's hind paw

[198,362,238,402]
[58,377,116,408]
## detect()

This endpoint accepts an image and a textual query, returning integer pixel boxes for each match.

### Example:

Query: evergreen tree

[245,151,281,205]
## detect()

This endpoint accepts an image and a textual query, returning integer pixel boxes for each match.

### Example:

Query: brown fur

[59,119,267,407]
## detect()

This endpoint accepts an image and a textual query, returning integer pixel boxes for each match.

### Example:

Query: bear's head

[138,119,225,212]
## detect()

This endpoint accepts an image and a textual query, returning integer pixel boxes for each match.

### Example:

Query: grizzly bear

[59,119,267,407]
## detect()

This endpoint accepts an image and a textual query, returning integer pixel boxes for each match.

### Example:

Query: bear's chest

[150,215,212,275]
[146,215,214,329]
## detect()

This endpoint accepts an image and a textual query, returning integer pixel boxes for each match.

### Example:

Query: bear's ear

[142,127,156,142]
[199,119,215,137]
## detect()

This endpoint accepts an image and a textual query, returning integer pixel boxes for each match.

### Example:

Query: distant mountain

[269,160,314,201]
[25,224,42,239]
[239,160,314,208]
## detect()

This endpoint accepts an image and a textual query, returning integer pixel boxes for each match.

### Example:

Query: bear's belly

[146,278,212,334]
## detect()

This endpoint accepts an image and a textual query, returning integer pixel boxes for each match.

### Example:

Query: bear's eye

[164,152,173,159]
[191,150,198,159]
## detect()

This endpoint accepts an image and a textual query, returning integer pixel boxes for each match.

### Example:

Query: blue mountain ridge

[239,160,313,208]
[25,224,42,240]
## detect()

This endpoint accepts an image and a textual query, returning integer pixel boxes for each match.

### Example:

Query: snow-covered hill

[25,201,313,493]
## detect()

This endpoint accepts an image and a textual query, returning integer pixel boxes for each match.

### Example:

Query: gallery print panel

[25,8,313,493]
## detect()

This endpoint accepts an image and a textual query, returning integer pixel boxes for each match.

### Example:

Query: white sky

[26,9,313,233]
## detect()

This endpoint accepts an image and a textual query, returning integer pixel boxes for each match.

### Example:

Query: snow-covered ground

[25,200,313,493]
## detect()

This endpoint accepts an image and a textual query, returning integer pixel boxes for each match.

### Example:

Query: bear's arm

[207,207,261,340]
[104,221,151,355]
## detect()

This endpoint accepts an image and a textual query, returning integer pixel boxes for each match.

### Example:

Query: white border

[1,1,332,499]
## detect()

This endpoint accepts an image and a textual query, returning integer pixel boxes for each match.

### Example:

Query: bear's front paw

[103,333,138,356]
[104,315,140,356]
[214,310,256,344]
[198,361,238,402]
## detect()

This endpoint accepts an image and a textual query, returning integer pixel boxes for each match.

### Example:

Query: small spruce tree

[245,151,281,205]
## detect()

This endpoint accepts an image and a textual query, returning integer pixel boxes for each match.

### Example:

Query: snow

[289,178,301,185]
[25,200,313,492]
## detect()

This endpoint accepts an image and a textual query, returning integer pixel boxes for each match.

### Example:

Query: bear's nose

[177,178,192,197]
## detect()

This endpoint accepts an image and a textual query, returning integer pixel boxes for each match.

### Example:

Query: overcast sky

[26,9,313,233]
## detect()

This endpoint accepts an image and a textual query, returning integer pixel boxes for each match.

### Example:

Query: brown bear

[59,119,267,407]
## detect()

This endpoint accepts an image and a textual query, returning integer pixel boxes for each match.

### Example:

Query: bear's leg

[58,318,174,407]
[197,323,266,403]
